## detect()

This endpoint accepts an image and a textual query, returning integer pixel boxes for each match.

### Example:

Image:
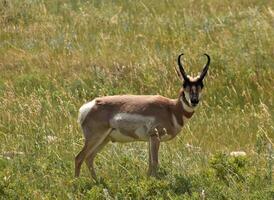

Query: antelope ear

[199,54,210,81]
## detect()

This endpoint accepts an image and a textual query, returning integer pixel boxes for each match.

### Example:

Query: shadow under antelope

[75,53,210,179]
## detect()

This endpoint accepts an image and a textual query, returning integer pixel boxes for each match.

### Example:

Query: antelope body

[75,53,210,179]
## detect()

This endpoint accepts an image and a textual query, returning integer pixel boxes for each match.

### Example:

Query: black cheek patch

[196,81,204,89]
[183,81,190,88]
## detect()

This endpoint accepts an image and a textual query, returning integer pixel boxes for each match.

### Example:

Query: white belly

[109,113,155,142]
[109,129,143,142]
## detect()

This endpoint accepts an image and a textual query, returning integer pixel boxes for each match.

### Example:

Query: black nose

[191,100,199,106]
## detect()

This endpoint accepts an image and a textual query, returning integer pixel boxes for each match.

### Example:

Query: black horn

[199,53,210,81]
[177,53,189,81]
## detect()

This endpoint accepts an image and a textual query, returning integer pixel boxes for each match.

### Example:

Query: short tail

[78,100,96,125]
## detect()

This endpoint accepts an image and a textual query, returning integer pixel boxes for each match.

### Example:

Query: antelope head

[177,53,210,108]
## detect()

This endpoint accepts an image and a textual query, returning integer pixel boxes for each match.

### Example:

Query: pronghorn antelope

[75,53,210,179]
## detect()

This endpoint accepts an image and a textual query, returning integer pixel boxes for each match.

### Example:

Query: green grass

[0,0,273,199]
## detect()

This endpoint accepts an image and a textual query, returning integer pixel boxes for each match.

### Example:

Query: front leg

[147,130,160,177]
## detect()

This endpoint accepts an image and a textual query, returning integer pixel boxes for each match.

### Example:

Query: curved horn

[177,53,189,81]
[199,53,210,81]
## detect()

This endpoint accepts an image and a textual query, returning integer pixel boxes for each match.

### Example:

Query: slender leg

[75,128,111,178]
[75,141,89,177]
[148,143,152,175]
[147,134,160,177]
[85,138,109,180]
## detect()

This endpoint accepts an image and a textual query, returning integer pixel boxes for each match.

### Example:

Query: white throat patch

[180,96,195,112]
[183,92,192,106]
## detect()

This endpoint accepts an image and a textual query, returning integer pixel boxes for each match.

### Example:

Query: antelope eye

[196,81,204,90]
[197,85,202,91]
[184,86,190,92]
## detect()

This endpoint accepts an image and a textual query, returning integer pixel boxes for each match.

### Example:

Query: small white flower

[44,135,58,143]
[230,151,247,157]
[1,151,24,159]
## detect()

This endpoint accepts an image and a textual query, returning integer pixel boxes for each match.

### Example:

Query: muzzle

[190,98,199,107]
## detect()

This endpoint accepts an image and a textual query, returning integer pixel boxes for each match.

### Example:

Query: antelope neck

[181,92,195,117]
[173,93,195,126]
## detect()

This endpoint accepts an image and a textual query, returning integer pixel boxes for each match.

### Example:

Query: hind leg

[85,138,110,180]
[75,141,90,177]
[75,128,111,177]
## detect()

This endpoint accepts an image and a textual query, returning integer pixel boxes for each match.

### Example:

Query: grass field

[0,0,273,199]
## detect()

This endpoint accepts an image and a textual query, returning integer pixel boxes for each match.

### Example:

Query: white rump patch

[78,99,96,125]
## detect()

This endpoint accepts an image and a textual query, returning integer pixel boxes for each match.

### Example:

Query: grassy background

[0,0,273,199]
